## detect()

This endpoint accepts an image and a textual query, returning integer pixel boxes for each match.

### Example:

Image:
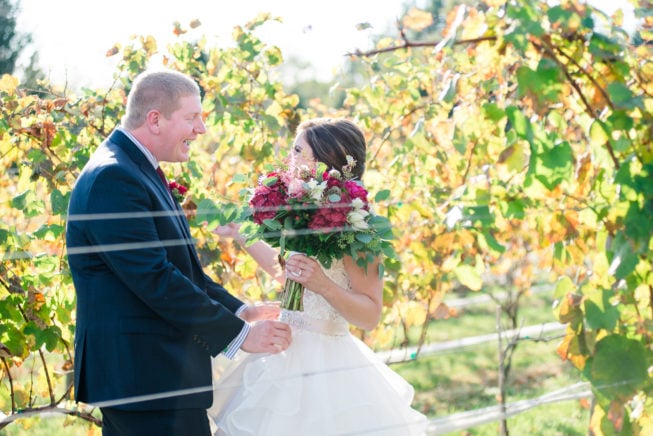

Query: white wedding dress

[208,258,429,436]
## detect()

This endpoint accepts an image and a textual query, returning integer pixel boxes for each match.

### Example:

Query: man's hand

[239,302,281,323]
[241,320,291,354]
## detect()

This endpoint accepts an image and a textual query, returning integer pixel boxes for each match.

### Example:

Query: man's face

[157,94,206,163]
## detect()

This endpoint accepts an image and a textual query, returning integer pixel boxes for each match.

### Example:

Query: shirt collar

[117,127,159,169]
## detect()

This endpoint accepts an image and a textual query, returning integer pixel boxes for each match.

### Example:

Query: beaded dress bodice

[303,258,349,321]
[280,257,350,336]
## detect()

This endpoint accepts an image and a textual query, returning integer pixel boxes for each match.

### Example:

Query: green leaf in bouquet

[369,216,394,239]
[381,242,397,259]
[221,202,240,223]
[316,161,328,174]
[355,232,373,244]
[262,175,279,186]
[239,221,261,247]
[263,218,283,230]
[354,252,377,271]
[374,189,391,202]
[283,215,295,230]
[195,199,221,230]
[279,232,286,255]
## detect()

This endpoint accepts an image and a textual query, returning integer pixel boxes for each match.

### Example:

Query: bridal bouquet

[241,157,396,311]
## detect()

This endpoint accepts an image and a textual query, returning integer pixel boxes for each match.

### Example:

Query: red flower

[345,181,368,205]
[249,177,288,224]
[324,173,342,189]
[308,202,350,231]
[169,181,187,195]
[242,161,396,312]
[169,181,188,202]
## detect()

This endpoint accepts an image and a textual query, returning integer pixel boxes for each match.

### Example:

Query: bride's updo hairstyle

[296,118,367,180]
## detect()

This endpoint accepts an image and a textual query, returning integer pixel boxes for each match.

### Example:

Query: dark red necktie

[156,166,171,193]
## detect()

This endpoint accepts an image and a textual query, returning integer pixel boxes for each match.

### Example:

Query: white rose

[351,197,365,209]
[348,210,370,230]
[307,180,326,201]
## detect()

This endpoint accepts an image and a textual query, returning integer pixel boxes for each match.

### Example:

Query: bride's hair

[296,118,367,179]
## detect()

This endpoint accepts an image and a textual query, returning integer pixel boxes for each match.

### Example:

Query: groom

[66,69,291,435]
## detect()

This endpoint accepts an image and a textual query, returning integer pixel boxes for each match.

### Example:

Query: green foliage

[338,0,652,433]
[1,1,652,434]
[0,15,298,430]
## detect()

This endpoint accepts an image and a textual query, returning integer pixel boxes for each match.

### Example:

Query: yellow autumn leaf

[143,35,157,54]
[440,254,460,272]
[635,414,653,435]
[402,8,433,32]
[589,120,609,147]
[483,0,506,6]
[453,264,482,291]
[611,8,624,27]
[0,74,19,94]
[556,331,573,360]
[370,326,394,348]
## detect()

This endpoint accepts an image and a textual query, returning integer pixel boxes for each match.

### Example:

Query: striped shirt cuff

[222,305,250,359]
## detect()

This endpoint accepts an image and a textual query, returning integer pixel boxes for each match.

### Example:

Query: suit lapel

[109,130,205,271]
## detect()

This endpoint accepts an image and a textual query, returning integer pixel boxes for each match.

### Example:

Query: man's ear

[145,110,161,134]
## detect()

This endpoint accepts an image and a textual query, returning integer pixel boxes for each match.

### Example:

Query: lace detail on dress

[302,257,349,322]
[279,255,350,336]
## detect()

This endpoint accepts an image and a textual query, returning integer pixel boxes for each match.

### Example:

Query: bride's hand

[239,302,281,322]
[284,254,330,295]
[212,222,245,243]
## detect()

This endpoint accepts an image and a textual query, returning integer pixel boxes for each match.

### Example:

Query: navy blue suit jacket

[66,130,245,411]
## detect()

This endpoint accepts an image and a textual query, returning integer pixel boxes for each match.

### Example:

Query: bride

[209,118,429,435]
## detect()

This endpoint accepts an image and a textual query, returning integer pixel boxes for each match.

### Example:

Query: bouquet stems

[281,278,304,311]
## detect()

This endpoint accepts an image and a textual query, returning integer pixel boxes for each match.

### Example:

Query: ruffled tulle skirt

[208,325,428,436]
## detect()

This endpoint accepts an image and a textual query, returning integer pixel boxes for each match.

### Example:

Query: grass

[2,287,590,434]
[390,287,591,434]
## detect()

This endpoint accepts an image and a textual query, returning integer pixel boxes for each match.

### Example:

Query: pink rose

[287,178,306,198]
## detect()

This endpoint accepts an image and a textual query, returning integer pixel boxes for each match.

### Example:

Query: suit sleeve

[82,166,245,355]
[204,274,244,312]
